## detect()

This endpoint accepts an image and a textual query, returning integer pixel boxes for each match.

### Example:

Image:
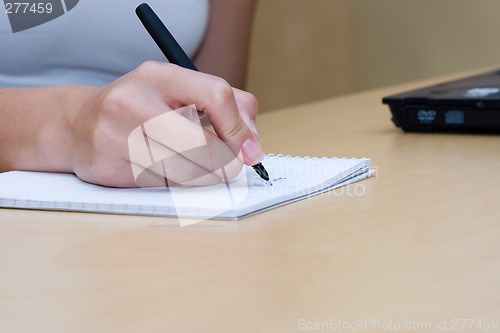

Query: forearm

[0,86,95,173]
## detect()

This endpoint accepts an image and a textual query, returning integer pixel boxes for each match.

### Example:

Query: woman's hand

[67,61,262,187]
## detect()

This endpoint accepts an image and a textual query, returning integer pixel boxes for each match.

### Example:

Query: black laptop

[382,69,500,132]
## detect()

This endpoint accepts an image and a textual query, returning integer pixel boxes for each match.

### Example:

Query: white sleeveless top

[0,0,209,87]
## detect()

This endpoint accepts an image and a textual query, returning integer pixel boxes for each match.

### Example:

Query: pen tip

[252,163,270,183]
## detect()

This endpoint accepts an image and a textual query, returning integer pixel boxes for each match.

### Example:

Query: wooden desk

[1,70,500,333]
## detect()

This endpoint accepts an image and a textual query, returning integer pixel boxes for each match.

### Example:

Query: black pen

[136,3,271,185]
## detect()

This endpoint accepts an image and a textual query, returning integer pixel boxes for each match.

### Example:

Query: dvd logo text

[417,109,436,124]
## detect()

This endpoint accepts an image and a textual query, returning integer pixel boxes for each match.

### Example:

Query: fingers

[233,87,258,121]
[233,87,260,139]
[128,106,244,187]
[133,62,264,166]
[74,62,262,188]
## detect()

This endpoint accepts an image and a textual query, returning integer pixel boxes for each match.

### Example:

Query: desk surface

[1,70,500,333]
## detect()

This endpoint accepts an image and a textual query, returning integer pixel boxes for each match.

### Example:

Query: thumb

[197,83,263,166]
[210,107,264,167]
[147,64,264,165]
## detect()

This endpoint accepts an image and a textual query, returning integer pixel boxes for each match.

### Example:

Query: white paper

[0,154,372,220]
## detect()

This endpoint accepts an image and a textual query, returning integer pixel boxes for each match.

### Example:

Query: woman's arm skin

[0,85,93,174]
[0,2,261,187]
[194,0,257,89]
[0,63,261,187]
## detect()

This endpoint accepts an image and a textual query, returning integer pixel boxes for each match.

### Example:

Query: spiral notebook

[0,154,372,220]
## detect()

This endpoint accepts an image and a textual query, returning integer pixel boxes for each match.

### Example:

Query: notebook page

[158,154,370,219]
[0,155,371,219]
[217,154,371,218]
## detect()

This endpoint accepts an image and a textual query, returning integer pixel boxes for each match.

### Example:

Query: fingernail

[242,138,264,165]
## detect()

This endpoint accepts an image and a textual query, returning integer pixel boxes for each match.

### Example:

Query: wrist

[61,86,99,173]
